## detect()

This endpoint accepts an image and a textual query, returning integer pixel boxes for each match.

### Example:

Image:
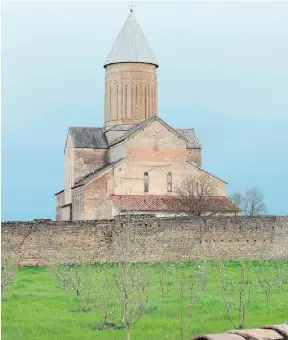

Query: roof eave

[104,61,159,68]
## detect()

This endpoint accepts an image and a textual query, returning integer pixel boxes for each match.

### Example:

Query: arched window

[116,85,119,118]
[167,172,172,192]
[144,172,149,193]
[144,86,148,118]
[125,84,128,118]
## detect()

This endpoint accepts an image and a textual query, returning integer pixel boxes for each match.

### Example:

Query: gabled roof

[105,124,132,133]
[72,158,124,188]
[67,119,201,150]
[109,116,196,148]
[104,11,158,68]
[111,195,235,212]
[69,127,108,149]
[185,161,227,184]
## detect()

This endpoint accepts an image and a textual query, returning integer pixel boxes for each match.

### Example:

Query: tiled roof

[104,11,158,68]
[69,127,108,149]
[111,195,235,212]
[68,119,201,150]
[176,129,201,149]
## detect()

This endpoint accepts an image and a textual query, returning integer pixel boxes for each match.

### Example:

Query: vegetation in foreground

[2,261,288,340]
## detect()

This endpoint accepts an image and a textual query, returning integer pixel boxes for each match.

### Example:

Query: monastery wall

[2,216,287,267]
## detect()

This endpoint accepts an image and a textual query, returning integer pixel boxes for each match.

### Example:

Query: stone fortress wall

[2,215,287,267]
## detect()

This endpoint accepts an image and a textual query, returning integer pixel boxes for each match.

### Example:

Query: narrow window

[144,172,149,193]
[125,84,128,118]
[144,86,147,118]
[196,182,199,195]
[116,85,119,118]
[167,172,172,192]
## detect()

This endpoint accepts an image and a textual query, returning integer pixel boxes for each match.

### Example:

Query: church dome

[104,11,158,68]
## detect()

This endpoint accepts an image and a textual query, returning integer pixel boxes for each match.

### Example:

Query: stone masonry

[2,216,287,267]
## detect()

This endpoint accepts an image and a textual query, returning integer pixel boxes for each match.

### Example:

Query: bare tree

[177,261,210,340]
[98,217,149,340]
[175,175,228,216]
[256,261,276,305]
[219,261,253,329]
[158,263,175,304]
[49,258,97,312]
[274,260,288,288]
[101,262,148,340]
[244,188,266,216]
[228,192,244,216]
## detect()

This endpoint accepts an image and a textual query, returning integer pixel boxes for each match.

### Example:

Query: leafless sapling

[219,261,253,329]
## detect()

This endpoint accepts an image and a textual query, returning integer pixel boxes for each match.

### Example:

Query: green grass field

[2,262,287,340]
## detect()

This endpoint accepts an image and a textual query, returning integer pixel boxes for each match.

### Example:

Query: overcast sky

[2,1,288,220]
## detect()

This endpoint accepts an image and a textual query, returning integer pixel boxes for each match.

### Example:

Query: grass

[2,262,288,340]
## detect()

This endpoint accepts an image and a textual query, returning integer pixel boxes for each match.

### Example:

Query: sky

[2,1,288,221]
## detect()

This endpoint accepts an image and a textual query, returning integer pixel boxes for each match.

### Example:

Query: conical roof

[104,11,158,68]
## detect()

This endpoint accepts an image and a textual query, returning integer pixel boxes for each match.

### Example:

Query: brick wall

[2,216,287,267]
[104,63,158,127]
[74,148,108,183]
[186,149,202,167]
[84,173,113,220]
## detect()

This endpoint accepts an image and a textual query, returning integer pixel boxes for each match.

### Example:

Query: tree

[256,261,275,305]
[228,192,244,216]
[244,188,266,216]
[176,261,210,340]
[158,263,175,304]
[219,261,253,329]
[48,258,97,312]
[101,262,148,340]
[175,175,226,216]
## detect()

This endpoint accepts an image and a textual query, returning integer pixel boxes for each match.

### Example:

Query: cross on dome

[129,0,135,12]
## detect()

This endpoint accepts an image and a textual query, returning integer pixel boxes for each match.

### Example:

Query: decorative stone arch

[151,82,155,116]
[114,82,120,119]
[143,83,149,118]
[123,81,131,119]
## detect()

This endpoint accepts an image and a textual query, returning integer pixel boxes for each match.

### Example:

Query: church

[55,10,234,221]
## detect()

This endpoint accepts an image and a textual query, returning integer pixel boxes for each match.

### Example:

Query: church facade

[55,11,234,221]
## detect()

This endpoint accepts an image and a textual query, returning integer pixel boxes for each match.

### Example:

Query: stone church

[55,11,234,221]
